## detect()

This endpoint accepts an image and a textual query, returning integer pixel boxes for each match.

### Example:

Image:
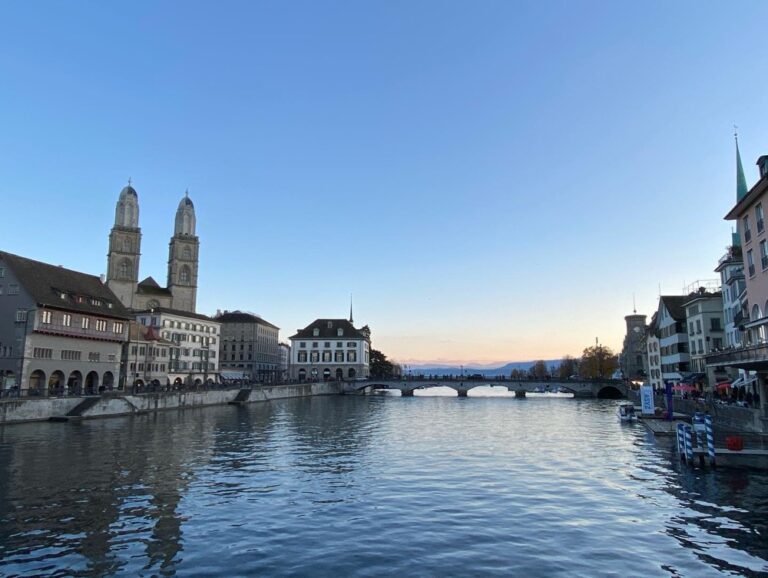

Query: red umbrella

[715,382,731,390]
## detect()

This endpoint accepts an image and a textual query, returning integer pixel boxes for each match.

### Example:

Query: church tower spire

[736,130,748,202]
[106,181,142,309]
[167,191,199,312]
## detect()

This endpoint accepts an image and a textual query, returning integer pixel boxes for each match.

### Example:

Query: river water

[0,391,767,577]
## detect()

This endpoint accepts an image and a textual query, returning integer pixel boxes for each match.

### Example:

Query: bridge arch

[596,385,624,399]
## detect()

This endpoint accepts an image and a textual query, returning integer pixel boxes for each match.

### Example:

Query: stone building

[619,313,647,381]
[215,311,280,383]
[0,251,130,394]
[106,184,200,313]
[289,318,370,381]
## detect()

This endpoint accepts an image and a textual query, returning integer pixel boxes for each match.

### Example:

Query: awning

[680,373,706,384]
[220,371,247,380]
[715,382,731,390]
[672,384,697,392]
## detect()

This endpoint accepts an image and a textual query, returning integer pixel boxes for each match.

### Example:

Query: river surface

[1,391,767,577]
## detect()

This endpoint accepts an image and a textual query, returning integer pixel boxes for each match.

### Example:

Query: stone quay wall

[0,382,342,425]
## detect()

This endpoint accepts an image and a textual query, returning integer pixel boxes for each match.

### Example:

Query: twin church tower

[105,183,200,313]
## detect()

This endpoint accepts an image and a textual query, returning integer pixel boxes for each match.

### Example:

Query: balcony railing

[706,341,768,367]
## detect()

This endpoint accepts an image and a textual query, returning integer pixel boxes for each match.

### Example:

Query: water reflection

[0,397,766,576]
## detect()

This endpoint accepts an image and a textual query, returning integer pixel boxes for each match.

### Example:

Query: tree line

[369,344,619,381]
[510,344,619,380]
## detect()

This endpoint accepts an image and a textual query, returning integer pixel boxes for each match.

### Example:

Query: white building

[289,318,370,381]
[715,238,746,348]
[135,308,221,386]
[684,290,724,382]
[656,295,690,384]
[278,342,290,382]
[645,312,662,391]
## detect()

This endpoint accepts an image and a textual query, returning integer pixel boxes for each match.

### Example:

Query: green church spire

[736,132,748,201]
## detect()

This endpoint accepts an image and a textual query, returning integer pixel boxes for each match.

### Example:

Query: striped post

[704,413,716,467]
[676,423,686,460]
[684,425,694,464]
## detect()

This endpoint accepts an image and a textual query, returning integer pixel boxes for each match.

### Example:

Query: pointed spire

[349,294,354,324]
[736,128,748,201]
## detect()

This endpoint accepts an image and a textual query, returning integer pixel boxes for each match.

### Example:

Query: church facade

[106,184,200,313]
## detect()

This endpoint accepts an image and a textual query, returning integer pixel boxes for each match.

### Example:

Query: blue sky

[1,1,767,364]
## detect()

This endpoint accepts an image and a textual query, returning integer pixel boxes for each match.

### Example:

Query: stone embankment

[0,382,342,425]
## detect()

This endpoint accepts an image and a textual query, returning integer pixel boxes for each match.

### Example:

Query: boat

[618,404,637,422]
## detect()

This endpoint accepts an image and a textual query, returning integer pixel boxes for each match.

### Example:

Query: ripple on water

[0,397,767,576]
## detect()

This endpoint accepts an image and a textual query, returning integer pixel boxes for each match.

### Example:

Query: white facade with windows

[656,296,690,384]
[289,319,370,381]
[134,308,220,386]
[684,291,724,374]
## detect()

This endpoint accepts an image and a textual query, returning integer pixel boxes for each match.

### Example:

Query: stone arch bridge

[342,378,628,399]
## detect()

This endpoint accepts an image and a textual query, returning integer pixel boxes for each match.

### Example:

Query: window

[710,318,721,331]
[758,204,765,233]
[335,351,344,362]
[62,314,71,327]
[42,310,52,324]
[0,267,4,277]
[346,342,356,348]
[88,352,100,362]
[313,328,319,337]
[322,351,332,362]
[8,284,19,295]
[179,266,191,284]
[347,351,357,362]
[748,249,755,276]
[15,310,27,323]
[90,298,101,306]
[95,319,108,331]
[61,350,81,360]
[744,215,752,242]
[33,347,53,359]
[337,328,343,336]
[713,338,723,349]
[310,351,319,363]
[113,322,124,334]
[761,240,768,269]
[82,317,90,329]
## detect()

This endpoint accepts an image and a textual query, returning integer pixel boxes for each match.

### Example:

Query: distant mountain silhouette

[406,360,562,377]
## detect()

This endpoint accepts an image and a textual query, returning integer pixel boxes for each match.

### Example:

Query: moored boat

[618,404,637,422]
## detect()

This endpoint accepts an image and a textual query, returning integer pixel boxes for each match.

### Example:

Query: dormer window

[758,155,768,179]
[313,328,319,337]
[337,328,343,336]
[326,321,332,329]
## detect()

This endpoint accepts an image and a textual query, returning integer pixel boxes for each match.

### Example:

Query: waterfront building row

[0,182,380,392]
[617,139,768,432]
